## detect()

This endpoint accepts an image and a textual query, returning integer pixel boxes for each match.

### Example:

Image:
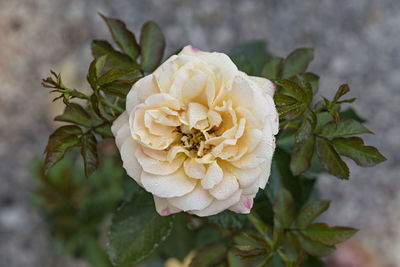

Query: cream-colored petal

[257,159,272,189]
[187,103,209,129]
[248,76,275,97]
[120,138,142,184]
[226,163,264,188]
[229,194,255,214]
[115,124,130,150]
[168,184,213,211]
[182,73,208,103]
[126,74,160,113]
[183,158,206,179]
[141,167,197,198]
[111,111,129,135]
[201,161,223,189]
[191,190,242,217]
[142,146,168,161]
[154,196,181,216]
[136,146,186,175]
[209,170,239,200]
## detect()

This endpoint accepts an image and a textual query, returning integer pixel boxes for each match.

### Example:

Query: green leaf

[283,232,303,262]
[108,191,174,266]
[333,84,350,103]
[298,72,319,94]
[275,79,306,101]
[272,148,316,211]
[302,223,358,246]
[140,21,165,73]
[227,249,249,267]
[282,48,314,78]
[320,118,372,138]
[208,210,247,229]
[99,13,140,60]
[97,68,137,86]
[95,54,108,77]
[44,126,82,171]
[274,92,298,106]
[100,81,132,98]
[230,41,272,76]
[81,133,98,177]
[55,103,92,127]
[87,59,97,90]
[295,200,330,228]
[277,102,305,118]
[316,137,349,179]
[261,57,283,79]
[91,40,140,71]
[332,137,386,167]
[189,243,227,267]
[94,123,113,138]
[273,189,294,228]
[294,232,335,257]
[290,136,315,176]
[339,108,366,123]
[91,40,115,58]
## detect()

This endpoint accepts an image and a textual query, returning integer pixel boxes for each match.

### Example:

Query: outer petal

[209,170,239,200]
[126,74,160,113]
[141,167,197,198]
[168,184,213,211]
[120,138,142,184]
[111,111,129,135]
[248,75,275,97]
[136,146,186,176]
[191,190,242,217]
[114,124,130,150]
[154,196,181,216]
[229,194,255,214]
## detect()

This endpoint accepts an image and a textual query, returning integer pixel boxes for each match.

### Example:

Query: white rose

[111,45,279,217]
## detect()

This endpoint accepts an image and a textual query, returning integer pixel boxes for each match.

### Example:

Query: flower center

[177,126,216,158]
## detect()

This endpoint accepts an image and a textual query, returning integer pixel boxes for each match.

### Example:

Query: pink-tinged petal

[120,138,142,185]
[229,195,255,214]
[183,158,206,179]
[168,184,213,211]
[209,170,239,200]
[135,146,186,175]
[154,196,181,216]
[191,190,242,217]
[126,74,160,113]
[141,167,197,198]
[201,161,223,189]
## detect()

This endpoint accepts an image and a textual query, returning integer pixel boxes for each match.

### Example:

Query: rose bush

[111,45,279,217]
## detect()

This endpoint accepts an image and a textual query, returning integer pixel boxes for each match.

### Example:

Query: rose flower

[112,45,279,217]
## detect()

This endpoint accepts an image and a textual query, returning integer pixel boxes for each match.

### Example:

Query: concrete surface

[0,0,399,266]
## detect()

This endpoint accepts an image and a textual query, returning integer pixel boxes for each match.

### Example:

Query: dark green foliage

[108,189,175,266]
[230,41,272,76]
[208,210,248,229]
[32,154,124,266]
[140,21,166,72]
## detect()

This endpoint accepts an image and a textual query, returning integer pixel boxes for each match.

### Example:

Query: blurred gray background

[0,0,399,266]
